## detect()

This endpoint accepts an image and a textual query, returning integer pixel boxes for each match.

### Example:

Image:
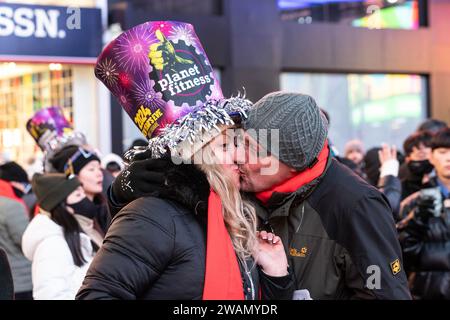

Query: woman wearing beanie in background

[49,145,111,235]
[22,173,98,299]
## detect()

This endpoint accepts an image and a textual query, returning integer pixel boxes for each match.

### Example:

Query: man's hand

[149,29,193,71]
[378,143,399,178]
[378,143,397,164]
[253,231,289,277]
[111,155,172,205]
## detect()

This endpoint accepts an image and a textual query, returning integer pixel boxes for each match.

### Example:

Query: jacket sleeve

[401,216,450,271]
[340,191,411,300]
[259,267,295,300]
[31,236,90,300]
[106,185,126,218]
[76,199,176,300]
[4,201,29,247]
[378,175,402,221]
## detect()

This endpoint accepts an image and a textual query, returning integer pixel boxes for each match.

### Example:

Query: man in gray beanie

[237,91,410,300]
[104,91,411,300]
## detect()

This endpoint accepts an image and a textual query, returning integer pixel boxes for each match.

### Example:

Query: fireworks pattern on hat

[113,85,133,113]
[113,22,155,73]
[131,76,165,111]
[95,58,119,87]
[169,24,197,47]
[153,21,174,35]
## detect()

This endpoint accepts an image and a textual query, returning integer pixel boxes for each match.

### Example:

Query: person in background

[400,131,434,200]
[101,153,125,178]
[344,139,365,166]
[0,162,33,299]
[399,128,450,299]
[22,173,97,300]
[364,145,403,221]
[0,161,36,219]
[320,108,339,157]
[343,139,365,177]
[0,247,14,300]
[417,119,448,135]
[49,146,111,234]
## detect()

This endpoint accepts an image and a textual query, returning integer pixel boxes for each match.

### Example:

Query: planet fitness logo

[148,29,213,107]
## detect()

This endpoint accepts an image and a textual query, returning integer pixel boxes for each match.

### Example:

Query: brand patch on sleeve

[390,259,401,275]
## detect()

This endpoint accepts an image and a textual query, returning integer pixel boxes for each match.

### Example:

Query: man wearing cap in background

[111,91,412,299]
[0,162,33,299]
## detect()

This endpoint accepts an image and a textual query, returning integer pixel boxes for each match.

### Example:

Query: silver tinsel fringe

[124,93,253,162]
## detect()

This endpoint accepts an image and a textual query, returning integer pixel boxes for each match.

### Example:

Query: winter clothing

[249,156,411,300]
[50,145,100,176]
[77,165,294,300]
[108,152,169,209]
[257,141,329,204]
[21,213,94,300]
[401,163,428,200]
[101,153,124,171]
[344,139,364,157]
[31,173,81,212]
[89,196,111,235]
[399,177,450,299]
[0,161,29,183]
[378,175,402,221]
[0,247,14,300]
[243,92,328,171]
[0,196,32,294]
[203,190,244,299]
[363,148,402,220]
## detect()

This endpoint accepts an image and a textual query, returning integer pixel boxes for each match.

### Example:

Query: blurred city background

[0,0,449,168]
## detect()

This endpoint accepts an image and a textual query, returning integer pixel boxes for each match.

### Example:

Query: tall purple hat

[26,106,87,153]
[95,21,252,160]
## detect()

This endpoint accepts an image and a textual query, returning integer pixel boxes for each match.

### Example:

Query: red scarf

[202,190,244,300]
[256,141,329,204]
[0,179,27,211]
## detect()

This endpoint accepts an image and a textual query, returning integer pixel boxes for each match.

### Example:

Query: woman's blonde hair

[193,128,258,263]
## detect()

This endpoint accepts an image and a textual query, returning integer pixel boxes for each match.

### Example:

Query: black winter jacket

[250,158,411,300]
[399,179,450,299]
[77,165,293,300]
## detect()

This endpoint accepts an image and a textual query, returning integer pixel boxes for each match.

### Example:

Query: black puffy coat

[76,165,293,300]
[400,180,450,299]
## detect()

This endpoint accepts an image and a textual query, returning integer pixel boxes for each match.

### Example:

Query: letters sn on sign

[0,6,80,39]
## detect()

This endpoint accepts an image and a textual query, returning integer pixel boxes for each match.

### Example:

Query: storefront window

[280,72,428,154]
[0,63,73,166]
[279,0,426,30]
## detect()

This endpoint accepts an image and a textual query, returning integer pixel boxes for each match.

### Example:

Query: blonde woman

[76,118,293,300]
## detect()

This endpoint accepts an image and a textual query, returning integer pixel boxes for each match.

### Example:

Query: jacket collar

[259,155,333,219]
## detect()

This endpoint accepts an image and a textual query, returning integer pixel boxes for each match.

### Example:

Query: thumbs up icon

[149,29,194,71]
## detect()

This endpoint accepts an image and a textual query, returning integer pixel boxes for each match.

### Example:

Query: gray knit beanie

[243,92,328,171]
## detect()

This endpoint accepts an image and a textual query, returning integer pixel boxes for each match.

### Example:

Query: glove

[414,196,437,224]
[111,151,173,205]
